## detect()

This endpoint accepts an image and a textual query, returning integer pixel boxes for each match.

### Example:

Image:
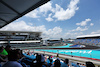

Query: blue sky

[1,0,100,39]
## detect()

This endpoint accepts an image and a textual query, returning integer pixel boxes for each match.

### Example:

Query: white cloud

[45,13,53,22]
[76,18,91,26]
[65,32,83,38]
[28,23,33,26]
[53,0,79,21]
[0,21,62,39]
[0,21,46,32]
[90,23,94,26]
[25,0,80,21]
[39,2,54,14]
[25,2,54,18]
[72,27,88,31]
[42,26,62,39]
[25,10,39,18]
[46,27,62,35]
[91,30,100,34]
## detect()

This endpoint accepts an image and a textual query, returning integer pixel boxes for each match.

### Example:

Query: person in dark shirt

[5,45,11,54]
[2,50,23,67]
[86,61,95,67]
[54,59,61,67]
[61,58,69,67]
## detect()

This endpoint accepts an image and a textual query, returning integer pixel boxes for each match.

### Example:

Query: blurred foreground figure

[61,58,69,67]
[0,46,8,56]
[86,62,95,67]
[54,59,61,67]
[2,50,22,67]
[5,45,11,54]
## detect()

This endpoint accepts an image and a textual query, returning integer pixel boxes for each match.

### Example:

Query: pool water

[35,43,100,59]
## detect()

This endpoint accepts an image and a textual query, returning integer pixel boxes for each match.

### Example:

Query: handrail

[21,47,99,50]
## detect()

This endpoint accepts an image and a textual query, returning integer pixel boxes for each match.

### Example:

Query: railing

[23,48,100,67]
[31,49,100,61]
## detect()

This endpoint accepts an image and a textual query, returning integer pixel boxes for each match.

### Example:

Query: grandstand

[0,31,42,48]
[47,39,61,46]
[74,34,100,47]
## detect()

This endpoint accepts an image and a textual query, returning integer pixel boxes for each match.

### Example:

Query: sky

[0,0,100,39]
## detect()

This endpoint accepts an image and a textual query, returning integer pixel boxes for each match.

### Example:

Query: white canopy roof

[76,34,100,38]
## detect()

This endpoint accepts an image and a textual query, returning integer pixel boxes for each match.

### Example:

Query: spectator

[35,54,42,67]
[0,56,6,67]
[71,62,76,67]
[76,63,80,67]
[0,46,8,56]
[54,59,61,67]
[71,62,79,67]
[0,46,7,67]
[16,49,23,59]
[56,53,60,60]
[82,64,86,67]
[5,45,11,54]
[46,56,53,67]
[41,54,45,63]
[86,62,95,67]
[48,59,53,67]
[61,58,69,67]
[79,63,86,67]
[2,50,22,67]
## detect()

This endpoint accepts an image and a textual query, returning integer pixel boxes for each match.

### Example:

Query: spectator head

[16,49,23,59]
[36,54,41,62]
[42,54,45,56]
[1,46,4,49]
[8,50,22,61]
[77,63,79,65]
[50,59,53,63]
[82,64,85,66]
[5,45,11,52]
[65,58,69,64]
[41,54,45,62]
[36,53,38,56]
[86,62,95,67]
[57,53,59,57]
[0,46,3,52]
[54,59,61,67]
[48,56,51,60]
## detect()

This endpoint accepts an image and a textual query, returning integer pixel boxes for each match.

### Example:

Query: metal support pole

[90,53,92,59]
[71,52,73,57]
[64,50,65,55]
[80,53,81,57]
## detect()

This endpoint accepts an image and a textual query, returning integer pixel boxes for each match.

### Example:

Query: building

[0,31,42,48]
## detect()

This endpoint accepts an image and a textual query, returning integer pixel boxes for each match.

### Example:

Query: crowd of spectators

[0,46,96,67]
[74,39,100,45]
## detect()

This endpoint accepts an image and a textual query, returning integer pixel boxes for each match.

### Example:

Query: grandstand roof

[0,0,50,28]
[0,30,41,41]
[0,30,41,34]
[76,34,100,39]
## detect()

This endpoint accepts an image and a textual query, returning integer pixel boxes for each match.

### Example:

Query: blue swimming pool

[35,43,100,60]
